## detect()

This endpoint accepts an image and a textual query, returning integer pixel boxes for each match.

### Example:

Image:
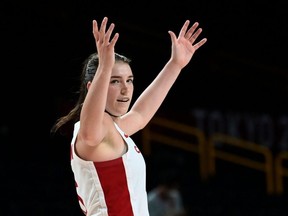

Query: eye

[127,79,134,83]
[111,79,120,84]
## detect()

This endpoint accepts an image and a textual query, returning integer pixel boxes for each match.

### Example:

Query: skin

[75,17,207,162]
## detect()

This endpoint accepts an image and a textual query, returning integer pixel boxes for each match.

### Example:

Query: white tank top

[70,121,149,216]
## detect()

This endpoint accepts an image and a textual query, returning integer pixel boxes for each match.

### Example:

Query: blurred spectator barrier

[142,116,208,180]
[275,151,288,194]
[207,133,274,194]
[142,115,288,195]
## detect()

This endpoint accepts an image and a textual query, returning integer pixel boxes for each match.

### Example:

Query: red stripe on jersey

[94,158,134,216]
[70,145,73,160]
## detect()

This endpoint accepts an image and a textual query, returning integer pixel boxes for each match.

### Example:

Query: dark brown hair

[50,52,131,134]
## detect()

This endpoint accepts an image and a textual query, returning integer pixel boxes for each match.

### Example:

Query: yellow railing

[142,115,288,195]
[207,133,274,194]
[142,116,208,180]
[275,151,288,194]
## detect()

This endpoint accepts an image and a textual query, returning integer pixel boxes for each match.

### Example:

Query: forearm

[80,69,111,140]
[131,60,182,125]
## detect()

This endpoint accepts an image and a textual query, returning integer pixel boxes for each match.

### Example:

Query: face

[105,61,134,117]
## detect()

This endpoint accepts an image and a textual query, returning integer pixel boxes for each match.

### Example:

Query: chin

[119,110,128,116]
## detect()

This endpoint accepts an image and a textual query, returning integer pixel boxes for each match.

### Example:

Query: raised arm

[121,20,207,135]
[78,17,119,146]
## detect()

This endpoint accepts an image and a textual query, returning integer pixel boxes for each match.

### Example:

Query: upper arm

[77,112,112,147]
[117,110,147,136]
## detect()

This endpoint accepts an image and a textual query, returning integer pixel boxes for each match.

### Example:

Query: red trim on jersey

[70,145,73,160]
[94,158,134,216]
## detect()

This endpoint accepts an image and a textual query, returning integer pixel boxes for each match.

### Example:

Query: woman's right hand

[92,17,119,69]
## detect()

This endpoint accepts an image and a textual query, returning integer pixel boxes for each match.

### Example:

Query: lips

[117,98,129,102]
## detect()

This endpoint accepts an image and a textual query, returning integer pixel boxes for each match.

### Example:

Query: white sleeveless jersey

[70,121,149,216]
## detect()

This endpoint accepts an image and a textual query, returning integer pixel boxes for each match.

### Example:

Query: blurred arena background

[1,1,288,215]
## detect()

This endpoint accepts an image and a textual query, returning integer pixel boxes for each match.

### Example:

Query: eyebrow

[111,75,134,79]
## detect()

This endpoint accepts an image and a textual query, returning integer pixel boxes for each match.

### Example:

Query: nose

[121,84,128,94]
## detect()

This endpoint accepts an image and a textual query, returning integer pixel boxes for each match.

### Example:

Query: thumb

[168,30,177,43]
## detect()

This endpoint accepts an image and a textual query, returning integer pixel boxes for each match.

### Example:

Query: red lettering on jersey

[134,145,141,153]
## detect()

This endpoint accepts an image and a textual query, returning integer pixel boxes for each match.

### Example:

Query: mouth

[117,98,129,102]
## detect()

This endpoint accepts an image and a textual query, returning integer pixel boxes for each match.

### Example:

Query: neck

[105,110,120,118]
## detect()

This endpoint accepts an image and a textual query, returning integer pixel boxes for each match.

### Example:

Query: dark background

[1,0,288,215]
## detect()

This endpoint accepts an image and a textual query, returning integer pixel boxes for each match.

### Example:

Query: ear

[86,81,92,90]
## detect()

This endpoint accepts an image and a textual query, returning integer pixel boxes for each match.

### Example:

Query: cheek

[106,95,116,109]
[107,87,120,102]
[129,84,134,92]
